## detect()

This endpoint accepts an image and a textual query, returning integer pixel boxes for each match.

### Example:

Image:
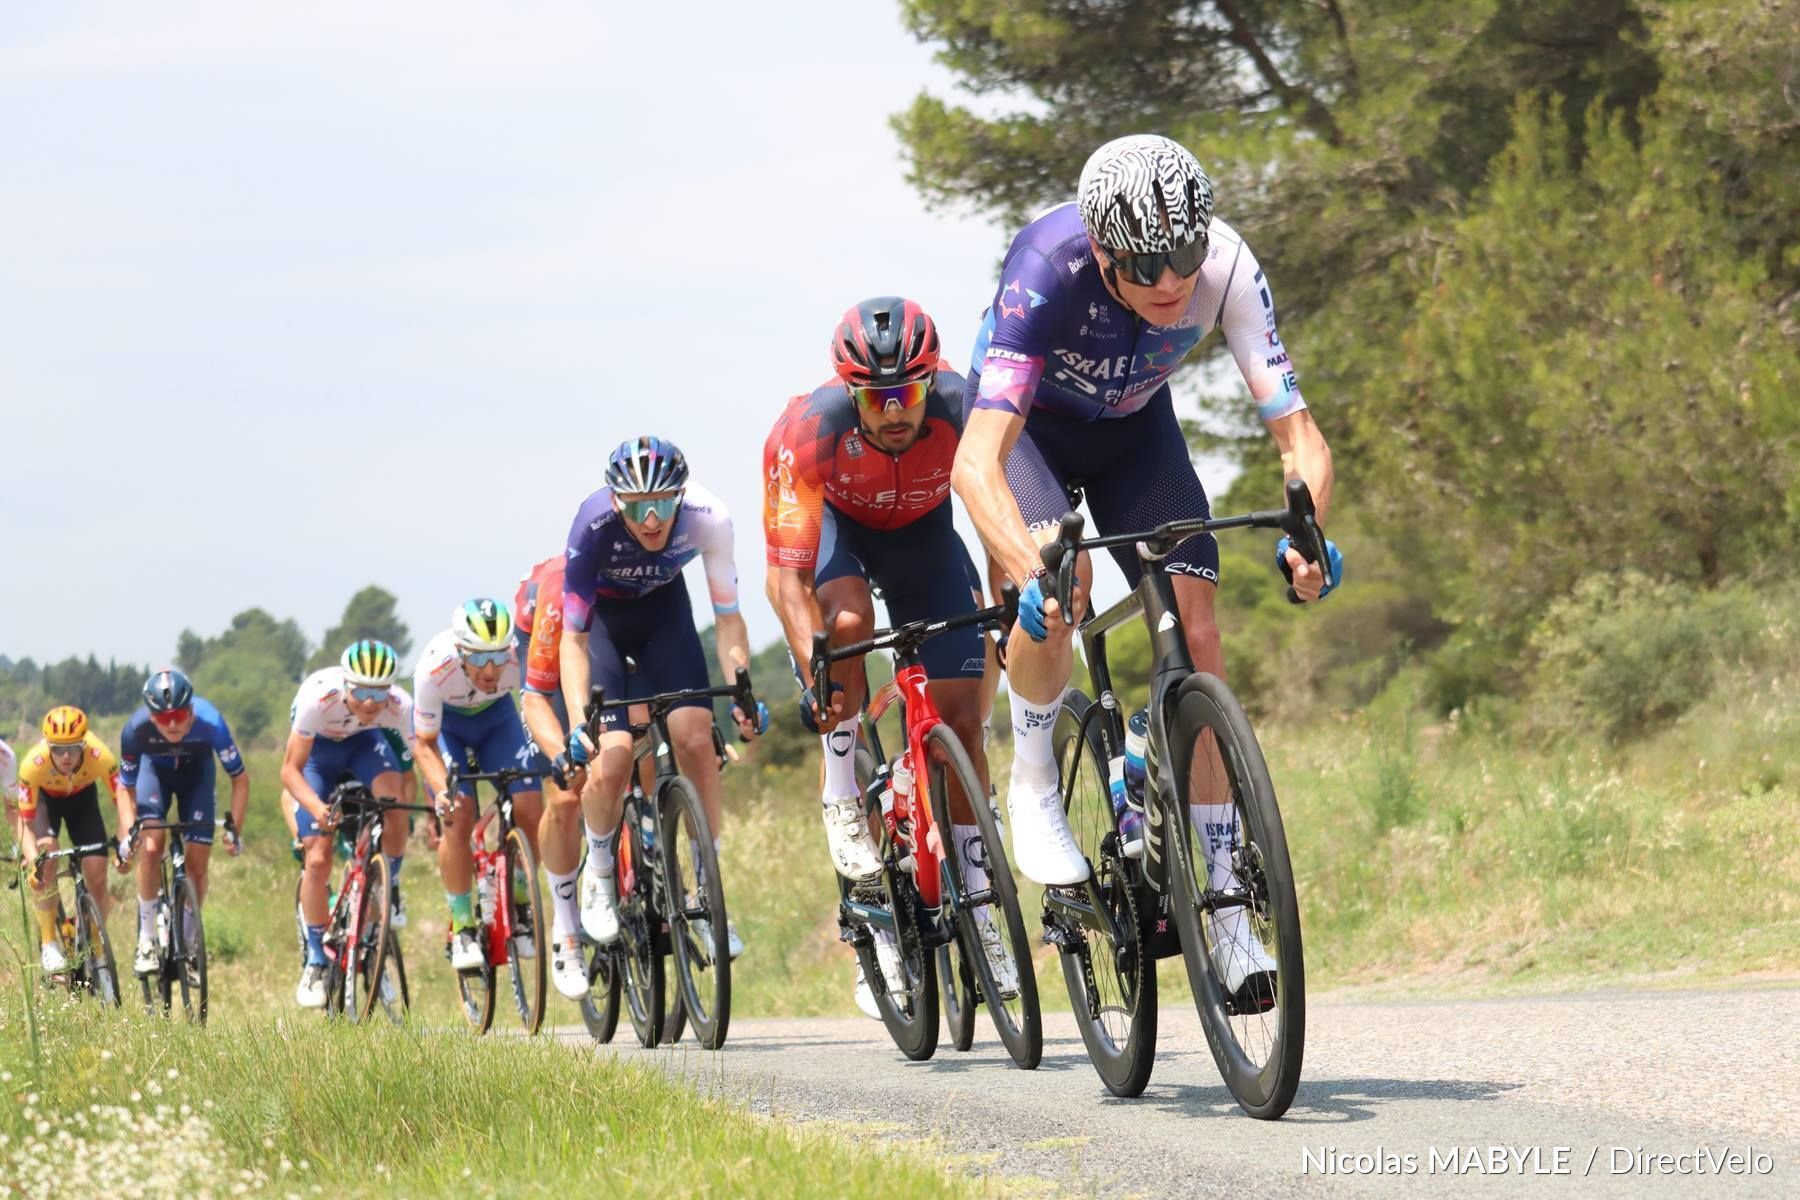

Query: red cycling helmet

[830,297,940,388]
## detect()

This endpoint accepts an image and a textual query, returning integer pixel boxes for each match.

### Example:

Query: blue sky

[2,2,1234,669]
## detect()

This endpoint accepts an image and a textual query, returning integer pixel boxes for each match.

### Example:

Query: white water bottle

[476,871,495,921]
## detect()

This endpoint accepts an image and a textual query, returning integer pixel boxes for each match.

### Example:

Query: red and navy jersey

[762,368,966,571]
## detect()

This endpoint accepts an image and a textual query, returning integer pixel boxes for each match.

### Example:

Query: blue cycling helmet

[143,668,194,713]
[605,436,689,496]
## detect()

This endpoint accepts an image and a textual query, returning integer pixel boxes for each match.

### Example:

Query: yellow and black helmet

[451,598,513,653]
[340,639,399,687]
[42,705,89,745]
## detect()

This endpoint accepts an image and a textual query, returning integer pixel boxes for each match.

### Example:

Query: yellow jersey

[16,734,119,814]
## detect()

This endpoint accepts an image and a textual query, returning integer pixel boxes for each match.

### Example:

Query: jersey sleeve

[562,497,603,634]
[0,742,15,798]
[1218,243,1306,423]
[972,248,1061,418]
[699,505,740,616]
[207,706,246,777]
[94,740,120,790]
[117,713,146,789]
[379,689,416,746]
[762,400,831,571]
[523,588,564,694]
[411,655,447,738]
[289,674,330,739]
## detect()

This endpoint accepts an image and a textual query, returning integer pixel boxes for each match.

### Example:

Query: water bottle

[1118,709,1150,858]
[867,763,894,821]
[639,807,658,853]
[154,904,170,951]
[891,759,916,872]
[476,871,495,921]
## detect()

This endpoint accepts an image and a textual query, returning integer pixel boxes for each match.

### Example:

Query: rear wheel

[1166,672,1305,1120]
[77,890,121,1008]
[939,940,976,1051]
[617,800,665,1048]
[504,827,548,1035]
[925,723,1041,1069]
[349,856,390,1024]
[660,776,730,1049]
[846,854,938,1061]
[378,933,410,1023]
[171,877,207,1024]
[1053,690,1156,1097]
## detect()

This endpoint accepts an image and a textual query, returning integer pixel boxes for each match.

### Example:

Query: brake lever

[1038,511,1085,625]
[732,666,758,742]
[1280,478,1328,605]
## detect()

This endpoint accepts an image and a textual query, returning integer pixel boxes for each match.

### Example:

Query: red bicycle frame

[868,660,953,908]
[471,806,515,966]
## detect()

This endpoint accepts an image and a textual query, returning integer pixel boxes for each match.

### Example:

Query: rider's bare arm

[1267,408,1333,527]
[953,405,1044,586]
[768,566,827,686]
[280,731,324,820]
[558,626,592,736]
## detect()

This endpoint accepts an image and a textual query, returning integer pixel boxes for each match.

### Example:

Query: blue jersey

[969,204,1306,424]
[118,697,245,789]
[562,482,740,633]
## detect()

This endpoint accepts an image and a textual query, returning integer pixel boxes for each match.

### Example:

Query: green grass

[0,997,984,1199]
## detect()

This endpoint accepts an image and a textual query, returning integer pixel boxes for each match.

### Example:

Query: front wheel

[617,799,665,1049]
[77,890,121,1008]
[350,855,391,1024]
[580,948,622,1044]
[1166,672,1305,1120]
[504,827,548,1035]
[454,859,497,1034]
[660,776,730,1050]
[925,723,1041,1069]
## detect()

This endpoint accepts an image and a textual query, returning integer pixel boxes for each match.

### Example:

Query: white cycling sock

[821,717,859,803]
[584,824,616,878]
[1009,690,1063,790]
[138,898,157,940]
[546,865,580,940]
[1192,803,1239,891]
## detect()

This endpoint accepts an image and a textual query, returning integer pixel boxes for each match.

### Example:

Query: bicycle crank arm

[1042,877,1128,947]
[839,898,900,935]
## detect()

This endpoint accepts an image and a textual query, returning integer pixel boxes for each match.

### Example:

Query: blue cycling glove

[1275,535,1344,599]
[565,732,590,766]
[734,699,770,736]
[1018,575,1050,642]
[797,683,843,735]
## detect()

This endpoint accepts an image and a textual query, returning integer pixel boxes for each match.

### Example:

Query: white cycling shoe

[134,935,159,977]
[580,871,621,945]
[690,918,744,962]
[449,927,484,972]
[974,909,1020,1000]
[1006,772,1088,886]
[1210,908,1278,999]
[853,963,880,1019]
[40,941,69,974]
[853,930,906,1018]
[821,796,882,881]
[295,963,327,1008]
[551,934,588,999]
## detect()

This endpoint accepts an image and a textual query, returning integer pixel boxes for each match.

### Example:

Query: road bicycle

[812,585,1042,1069]
[445,765,547,1036]
[1038,479,1326,1117]
[130,815,236,1023]
[308,783,430,1023]
[9,841,120,1007]
[580,669,759,1050]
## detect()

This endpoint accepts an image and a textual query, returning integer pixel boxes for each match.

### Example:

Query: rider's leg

[818,574,875,800]
[580,729,636,873]
[78,850,111,921]
[31,830,60,947]
[1170,574,1240,891]
[134,766,169,944]
[298,833,334,959]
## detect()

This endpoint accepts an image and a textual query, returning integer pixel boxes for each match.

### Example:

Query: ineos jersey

[289,668,415,743]
[970,204,1306,423]
[762,368,965,570]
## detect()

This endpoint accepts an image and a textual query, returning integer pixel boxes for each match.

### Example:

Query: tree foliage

[896,0,1800,710]
[306,586,413,672]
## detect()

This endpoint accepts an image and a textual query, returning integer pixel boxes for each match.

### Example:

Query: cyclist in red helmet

[764,296,1013,1013]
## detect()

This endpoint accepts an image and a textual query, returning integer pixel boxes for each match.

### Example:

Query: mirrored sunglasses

[349,685,390,703]
[618,494,682,523]
[849,378,930,416]
[461,649,511,668]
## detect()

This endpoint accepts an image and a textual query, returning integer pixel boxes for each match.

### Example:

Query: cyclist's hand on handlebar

[432,789,456,820]
[115,828,136,865]
[566,727,594,766]
[222,816,243,858]
[1018,575,1051,641]
[308,800,340,832]
[798,682,844,735]
[1275,535,1344,603]
[732,699,769,741]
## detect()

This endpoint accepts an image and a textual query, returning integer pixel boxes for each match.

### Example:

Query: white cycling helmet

[1077,134,1214,255]
[450,598,513,652]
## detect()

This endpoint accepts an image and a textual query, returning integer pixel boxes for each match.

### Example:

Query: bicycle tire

[580,948,622,1043]
[1053,690,1157,1097]
[382,932,411,1022]
[850,851,940,1061]
[454,860,498,1034]
[77,889,121,1008]
[660,775,731,1049]
[662,986,687,1045]
[925,723,1042,1069]
[618,800,665,1048]
[173,876,208,1025]
[938,940,975,1052]
[503,826,548,1035]
[1165,671,1305,1119]
[350,854,391,1024]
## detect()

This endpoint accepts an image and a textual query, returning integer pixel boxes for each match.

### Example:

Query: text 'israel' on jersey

[762,368,965,571]
[969,203,1306,424]
[561,482,740,634]
[118,698,246,789]
[289,668,416,743]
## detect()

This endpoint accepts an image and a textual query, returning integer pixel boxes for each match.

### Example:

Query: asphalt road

[562,981,1800,1197]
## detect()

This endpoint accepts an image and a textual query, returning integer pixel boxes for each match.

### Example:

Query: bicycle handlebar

[810,582,1020,706]
[1039,479,1330,619]
[583,667,760,746]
